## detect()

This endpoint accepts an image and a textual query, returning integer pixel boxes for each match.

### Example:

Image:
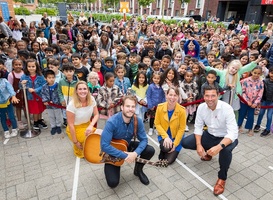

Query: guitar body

[84,129,128,166]
[84,129,168,168]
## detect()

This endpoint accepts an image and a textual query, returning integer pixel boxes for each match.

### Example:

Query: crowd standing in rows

[0,11,273,195]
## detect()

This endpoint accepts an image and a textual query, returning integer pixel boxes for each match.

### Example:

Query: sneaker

[4,131,11,139]
[188,115,193,123]
[63,119,67,128]
[185,125,189,132]
[10,129,18,137]
[56,126,62,134]
[148,128,153,136]
[38,119,48,129]
[253,125,260,132]
[153,129,158,135]
[50,127,56,135]
[260,129,270,137]
[33,122,40,130]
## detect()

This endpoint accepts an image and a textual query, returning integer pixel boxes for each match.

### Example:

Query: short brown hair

[117,52,126,60]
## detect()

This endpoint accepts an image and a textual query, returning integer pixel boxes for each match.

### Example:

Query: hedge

[14,7,31,15]
[34,8,58,16]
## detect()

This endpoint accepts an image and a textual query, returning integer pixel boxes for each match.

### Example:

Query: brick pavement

[1,112,273,200]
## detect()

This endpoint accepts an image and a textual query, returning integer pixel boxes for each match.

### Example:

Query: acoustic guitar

[84,129,168,167]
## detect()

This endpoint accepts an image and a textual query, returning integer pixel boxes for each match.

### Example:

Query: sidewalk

[1,112,273,200]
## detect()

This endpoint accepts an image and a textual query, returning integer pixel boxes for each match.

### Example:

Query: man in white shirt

[182,85,238,196]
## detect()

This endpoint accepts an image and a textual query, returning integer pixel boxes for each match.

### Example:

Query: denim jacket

[20,74,46,100]
[0,78,16,104]
[41,82,61,109]
[114,77,131,94]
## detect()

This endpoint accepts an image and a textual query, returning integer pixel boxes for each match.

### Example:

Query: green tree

[138,0,155,7]
[13,0,27,3]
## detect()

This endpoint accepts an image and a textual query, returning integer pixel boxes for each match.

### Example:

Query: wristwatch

[220,143,226,149]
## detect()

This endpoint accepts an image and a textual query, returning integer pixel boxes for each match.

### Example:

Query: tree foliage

[138,0,155,7]
[179,0,191,3]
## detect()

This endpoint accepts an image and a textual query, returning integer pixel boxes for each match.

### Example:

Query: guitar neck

[136,157,157,166]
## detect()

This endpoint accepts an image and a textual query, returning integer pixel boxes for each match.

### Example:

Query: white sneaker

[148,128,153,136]
[154,129,158,135]
[4,131,11,139]
[10,129,18,137]
[185,125,189,132]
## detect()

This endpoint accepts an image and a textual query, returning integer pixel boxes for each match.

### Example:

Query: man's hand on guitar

[125,151,138,163]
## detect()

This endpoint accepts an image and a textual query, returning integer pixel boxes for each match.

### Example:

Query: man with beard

[101,95,155,188]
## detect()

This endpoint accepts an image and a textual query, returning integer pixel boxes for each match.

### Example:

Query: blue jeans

[238,102,255,130]
[182,130,238,180]
[0,103,17,131]
[256,101,273,131]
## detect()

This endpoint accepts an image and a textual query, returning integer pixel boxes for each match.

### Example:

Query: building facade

[88,0,273,23]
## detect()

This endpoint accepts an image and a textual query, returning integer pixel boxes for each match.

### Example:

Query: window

[181,2,185,8]
[175,10,179,16]
[168,0,172,8]
[157,0,160,8]
[189,10,195,15]
[196,0,201,8]
[164,10,167,15]
[26,0,34,3]
[135,9,138,13]
[153,9,156,15]
[144,9,147,14]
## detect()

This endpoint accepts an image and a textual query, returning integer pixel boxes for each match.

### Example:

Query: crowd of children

[0,13,273,140]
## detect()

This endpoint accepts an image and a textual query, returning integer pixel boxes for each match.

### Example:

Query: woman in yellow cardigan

[154,87,187,164]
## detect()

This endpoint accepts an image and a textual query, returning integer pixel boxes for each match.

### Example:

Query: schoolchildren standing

[97,72,123,117]
[254,67,273,137]
[146,71,165,135]
[20,59,47,130]
[41,70,62,135]
[8,59,26,130]
[0,70,19,138]
[114,64,131,94]
[58,63,78,127]
[238,66,264,136]
[132,72,149,121]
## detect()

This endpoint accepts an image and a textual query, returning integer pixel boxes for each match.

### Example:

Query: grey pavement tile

[97,188,115,199]
[114,182,134,198]
[230,173,252,187]
[98,194,120,200]
[196,189,220,200]
[233,187,261,200]
[183,187,200,199]
[16,180,37,200]
[58,191,72,200]
[120,193,141,200]
[76,186,89,199]
[127,179,152,198]
[260,193,273,200]
[146,189,164,199]
[37,182,66,200]
[255,176,273,192]
[152,175,174,193]
[165,188,187,199]
[244,182,267,199]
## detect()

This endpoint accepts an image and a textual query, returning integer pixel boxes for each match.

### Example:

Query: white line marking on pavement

[3,139,9,145]
[148,135,228,200]
[269,166,273,170]
[72,157,80,200]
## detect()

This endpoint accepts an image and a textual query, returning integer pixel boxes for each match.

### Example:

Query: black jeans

[182,131,238,180]
[104,141,155,188]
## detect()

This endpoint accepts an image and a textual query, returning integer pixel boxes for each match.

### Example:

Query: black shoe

[158,151,165,160]
[254,125,260,132]
[33,122,40,130]
[51,127,56,135]
[38,119,48,129]
[56,126,62,134]
[260,129,270,137]
[63,119,67,128]
[134,163,149,185]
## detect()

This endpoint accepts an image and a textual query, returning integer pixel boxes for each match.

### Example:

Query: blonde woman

[66,81,99,158]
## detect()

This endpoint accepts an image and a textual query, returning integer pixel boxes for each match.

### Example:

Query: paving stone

[37,182,66,200]
[165,188,187,200]
[244,182,267,199]
[16,180,37,200]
